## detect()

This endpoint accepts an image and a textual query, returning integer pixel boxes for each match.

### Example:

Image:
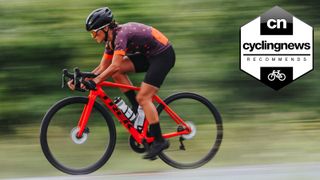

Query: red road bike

[40,68,223,175]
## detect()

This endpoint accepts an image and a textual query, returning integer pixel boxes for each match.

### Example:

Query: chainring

[129,135,146,153]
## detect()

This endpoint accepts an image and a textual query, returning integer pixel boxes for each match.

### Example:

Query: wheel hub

[70,127,88,144]
[181,121,196,140]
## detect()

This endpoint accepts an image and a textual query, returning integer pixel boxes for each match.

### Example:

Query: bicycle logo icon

[267,70,286,81]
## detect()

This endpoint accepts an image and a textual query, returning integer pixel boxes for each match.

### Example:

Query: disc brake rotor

[181,121,196,140]
[70,127,88,144]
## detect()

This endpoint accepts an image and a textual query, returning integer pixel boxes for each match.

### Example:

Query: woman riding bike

[68,7,176,160]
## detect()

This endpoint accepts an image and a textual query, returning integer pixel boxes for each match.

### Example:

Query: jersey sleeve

[103,45,114,60]
[113,31,128,56]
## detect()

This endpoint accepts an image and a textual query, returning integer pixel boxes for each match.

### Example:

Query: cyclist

[68,7,175,160]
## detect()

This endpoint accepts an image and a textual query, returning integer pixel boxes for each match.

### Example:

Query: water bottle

[134,106,145,132]
[114,97,136,122]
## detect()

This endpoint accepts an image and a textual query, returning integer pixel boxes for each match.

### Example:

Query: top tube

[99,81,140,91]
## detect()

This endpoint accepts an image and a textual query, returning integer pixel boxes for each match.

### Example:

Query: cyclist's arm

[92,65,101,74]
[93,54,123,84]
[93,36,127,84]
[92,53,113,75]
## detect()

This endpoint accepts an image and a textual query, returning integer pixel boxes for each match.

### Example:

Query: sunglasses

[90,24,110,38]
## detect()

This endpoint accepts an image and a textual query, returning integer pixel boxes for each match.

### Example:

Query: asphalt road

[7,163,320,180]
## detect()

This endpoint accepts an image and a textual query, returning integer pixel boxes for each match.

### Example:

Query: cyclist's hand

[80,83,86,90]
[80,78,92,89]
[67,79,75,91]
[83,80,97,90]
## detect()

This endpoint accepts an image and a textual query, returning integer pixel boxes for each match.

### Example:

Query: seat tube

[77,91,97,137]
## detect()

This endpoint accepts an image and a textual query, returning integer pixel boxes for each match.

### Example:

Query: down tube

[97,90,144,144]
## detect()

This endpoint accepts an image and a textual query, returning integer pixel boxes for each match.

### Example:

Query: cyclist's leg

[136,82,159,124]
[111,58,139,112]
[137,46,175,125]
[111,56,135,92]
[112,61,139,113]
[136,46,175,159]
[137,83,169,159]
[112,54,149,113]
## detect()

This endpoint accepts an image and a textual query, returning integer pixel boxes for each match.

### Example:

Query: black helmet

[85,7,113,31]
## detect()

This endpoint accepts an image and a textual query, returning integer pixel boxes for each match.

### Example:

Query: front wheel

[157,92,223,169]
[268,73,276,81]
[40,97,116,175]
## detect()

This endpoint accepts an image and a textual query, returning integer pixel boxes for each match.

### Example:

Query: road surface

[7,163,320,180]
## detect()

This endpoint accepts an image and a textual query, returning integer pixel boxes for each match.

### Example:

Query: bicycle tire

[268,74,276,81]
[279,74,286,81]
[157,92,223,169]
[40,96,116,175]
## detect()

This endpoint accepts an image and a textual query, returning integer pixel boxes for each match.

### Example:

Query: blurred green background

[0,0,319,178]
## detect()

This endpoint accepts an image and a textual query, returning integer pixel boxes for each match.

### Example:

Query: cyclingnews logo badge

[240,6,313,90]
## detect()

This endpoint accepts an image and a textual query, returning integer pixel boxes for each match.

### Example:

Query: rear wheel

[157,92,223,169]
[279,73,286,81]
[40,97,116,175]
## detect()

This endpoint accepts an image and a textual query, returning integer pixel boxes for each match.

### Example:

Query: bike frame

[76,81,191,144]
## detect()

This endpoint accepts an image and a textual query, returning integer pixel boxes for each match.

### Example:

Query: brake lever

[61,73,66,88]
[73,68,78,88]
[62,69,70,88]
[82,79,97,91]
[74,77,85,92]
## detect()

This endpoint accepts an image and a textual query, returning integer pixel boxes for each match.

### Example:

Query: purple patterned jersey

[103,22,170,59]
